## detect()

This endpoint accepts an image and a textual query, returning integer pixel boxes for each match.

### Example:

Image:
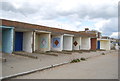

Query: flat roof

[0,19,96,37]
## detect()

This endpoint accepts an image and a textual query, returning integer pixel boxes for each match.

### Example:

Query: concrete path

[14,50,118,79]
[2,50,117,78]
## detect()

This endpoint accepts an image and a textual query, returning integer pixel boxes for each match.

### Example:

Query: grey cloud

[75,5,117,19]
[100,18,118,36]
[39,7,59,20]
[54,3,117,20]
[1,1,117,20]
[0,2,17,12]
[88,6,117,19]
[0,2,38,15]
[0,1,118,38]
[18,3,38,14]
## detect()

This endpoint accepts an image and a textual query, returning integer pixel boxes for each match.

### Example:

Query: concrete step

[35,51,59,56]
[0,57,7,62]
[50,51,72,55]
[13,51,38,59]
[96,49,106,51]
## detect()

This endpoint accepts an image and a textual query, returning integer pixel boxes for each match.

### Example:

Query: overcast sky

[0,0,119,38]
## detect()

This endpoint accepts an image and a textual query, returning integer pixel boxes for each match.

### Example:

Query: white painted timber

[35,30,51,33]
[63,36,73,50]
[63,34,74,36]
[23,31,33,53]
[100,40,110,50]
[81,37,91,50]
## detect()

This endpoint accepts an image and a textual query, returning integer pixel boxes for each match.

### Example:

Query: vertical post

[11,28,14,54]
[32,31,34,53]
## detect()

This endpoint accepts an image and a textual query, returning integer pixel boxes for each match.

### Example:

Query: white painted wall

[35,33,51,52]
[23,31,33,53]
[73,37,81,50]
[48,34,51,51]
[35,33,39,51]
[34,32,36,52]
[51,35,63,51]
[115,44,119,50]
[106,40,110,50]
[81,37,91,50]
[63,36,73,50]
[100,40,110,50]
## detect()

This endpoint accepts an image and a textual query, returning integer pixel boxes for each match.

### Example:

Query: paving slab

[14,50,118,79]
[2,50,116,78]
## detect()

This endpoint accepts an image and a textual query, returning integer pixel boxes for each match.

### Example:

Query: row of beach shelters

[97,38,110,50]
[0,19,110,54]
[81,28,111,50]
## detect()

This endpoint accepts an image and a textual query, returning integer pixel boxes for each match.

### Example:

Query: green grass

[102,53,105,55]
[70,59,80,63]
[80,57,86,61]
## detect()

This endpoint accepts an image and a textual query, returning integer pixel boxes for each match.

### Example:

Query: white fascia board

[35,30,51,33]
[63,34,74,37]
[97,38,110,41]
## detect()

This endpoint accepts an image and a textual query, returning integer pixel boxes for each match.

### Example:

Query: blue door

[97,41,100,49]
[15,32,23,51]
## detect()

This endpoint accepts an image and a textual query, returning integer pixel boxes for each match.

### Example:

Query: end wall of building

[1,26,14,53]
